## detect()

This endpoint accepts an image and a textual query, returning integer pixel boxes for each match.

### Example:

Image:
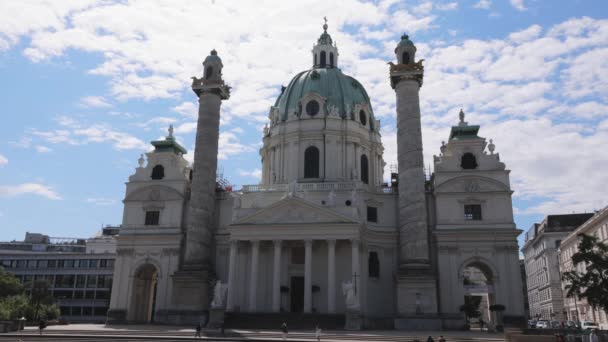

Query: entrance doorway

[290,276,304,312]
[131,263,158,322]
[461,262,495,326]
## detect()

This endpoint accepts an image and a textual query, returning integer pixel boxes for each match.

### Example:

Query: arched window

[402,52,410,64]
[368,252,380,278]
[304,146,320,178]
[461,153,478,169]
[360,154,369,184]
[320,51,327,67]
[151,165,165,180]
[359,110,367,126]
[329,52,334,67]
[204,66,213,80]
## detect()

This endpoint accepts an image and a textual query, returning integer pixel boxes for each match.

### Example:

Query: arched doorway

[461,261,495,327]
[131,263,159,323]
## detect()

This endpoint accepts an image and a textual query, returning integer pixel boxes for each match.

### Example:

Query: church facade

[107,25,525,329]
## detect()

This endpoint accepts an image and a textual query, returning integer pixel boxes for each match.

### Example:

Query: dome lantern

[312,17,339,68]
[394,33,417,65]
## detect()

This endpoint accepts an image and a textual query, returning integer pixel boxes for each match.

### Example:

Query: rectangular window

[16,260,27,268]
[367,206,378,223]
[95,290,110,300]
[36,260,48,268]
[94,307,108,316]
[85,290,95,299]
[87,275,97,288]
[555,240,562,249]
[145,210,160,225]
[88,259,99,268]
[56,260,65,268]
[464,204,482,220]
[99,259,108,268]
[73,290,84,299]
[76,275,86,288]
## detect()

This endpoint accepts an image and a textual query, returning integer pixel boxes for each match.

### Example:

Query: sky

[0,0,607,251]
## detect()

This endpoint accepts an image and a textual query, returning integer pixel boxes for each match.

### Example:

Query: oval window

[359,110,367,126]
[306,100,320,116]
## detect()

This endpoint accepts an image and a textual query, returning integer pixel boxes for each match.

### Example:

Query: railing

[240,182,395,194]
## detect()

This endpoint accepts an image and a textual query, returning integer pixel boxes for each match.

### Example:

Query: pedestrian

[38,318,46,336]
[195,322,202,339]
[281,322,288,341]
[315,324,322,341]
[426,336,434,342]
[438,336,446,342]
[479,317,484,331]
[589,329,599,342]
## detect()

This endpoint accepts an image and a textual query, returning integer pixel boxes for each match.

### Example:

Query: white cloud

[239,168,262,179]
[0,154,7,166]
[79,95,111,108]
[31,116,149,151]
[0,183,61,200]
[437,2,458,11]
[473,0,491,10]
[509,25,542,42]
[510,0,527,11]
[86,197,117,206]
[172,101,197,119]
[35,145,52,153]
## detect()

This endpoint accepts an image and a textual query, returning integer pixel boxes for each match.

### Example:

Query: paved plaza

[0,324,505,342]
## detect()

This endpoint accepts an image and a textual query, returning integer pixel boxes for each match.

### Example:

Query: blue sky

[0,0,607,251]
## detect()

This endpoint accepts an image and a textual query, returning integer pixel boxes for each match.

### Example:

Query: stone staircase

[224,312,345,330]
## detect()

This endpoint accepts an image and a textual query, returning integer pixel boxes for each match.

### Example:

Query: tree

[0,266,24,299]
[489,304,506,331]
[30,280,54,320]
[562,233,608,314]
[460,295,482,323]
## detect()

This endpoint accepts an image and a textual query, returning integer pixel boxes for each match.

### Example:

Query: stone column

[390,54,429,268]
[390,36,439,321]
[249,240,260,312]
[304,239,313,313]
[184,84,229,268]
[327,239,336,313]
[272,240,282,312]
[351,239,360,306]
[226,240,237,311]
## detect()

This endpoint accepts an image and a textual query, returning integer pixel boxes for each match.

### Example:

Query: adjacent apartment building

[0,227,118,322]
[558,206,608,329]
[521,213,593,320]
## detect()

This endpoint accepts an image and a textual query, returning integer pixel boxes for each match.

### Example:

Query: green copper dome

[274,67,374,121]
[398,34,415,47]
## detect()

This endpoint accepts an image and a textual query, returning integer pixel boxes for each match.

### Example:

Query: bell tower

[389,34,440,329]
[171,49,230,323]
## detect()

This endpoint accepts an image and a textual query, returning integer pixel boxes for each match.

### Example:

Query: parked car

[550,320,561,329]
[566,320,578,329]
[528,320,537,328]
[536,320,550,329]
[580,321,598,330]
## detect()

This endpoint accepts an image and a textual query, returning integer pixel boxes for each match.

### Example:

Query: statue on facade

[327,190,336,206]
[342,281,359,309]
[210,281,229,308]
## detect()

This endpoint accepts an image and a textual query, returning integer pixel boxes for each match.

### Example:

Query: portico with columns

[220,195,365,314]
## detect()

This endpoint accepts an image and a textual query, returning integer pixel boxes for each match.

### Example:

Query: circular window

[306,100,320,116]
[345,200,352,206]
[359,110,367,126]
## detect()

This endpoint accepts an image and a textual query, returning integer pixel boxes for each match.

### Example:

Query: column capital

[272,239,283,247]
[304,239,313,246]
[327,239,337,246]
[250,239,260,246]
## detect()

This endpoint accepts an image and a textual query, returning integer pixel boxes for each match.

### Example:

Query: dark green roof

[274,68,374,121]
[151,137,187,155]
[449,125,481,141]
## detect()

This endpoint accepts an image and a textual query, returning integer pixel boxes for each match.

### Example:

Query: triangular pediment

[233,196,358,225]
